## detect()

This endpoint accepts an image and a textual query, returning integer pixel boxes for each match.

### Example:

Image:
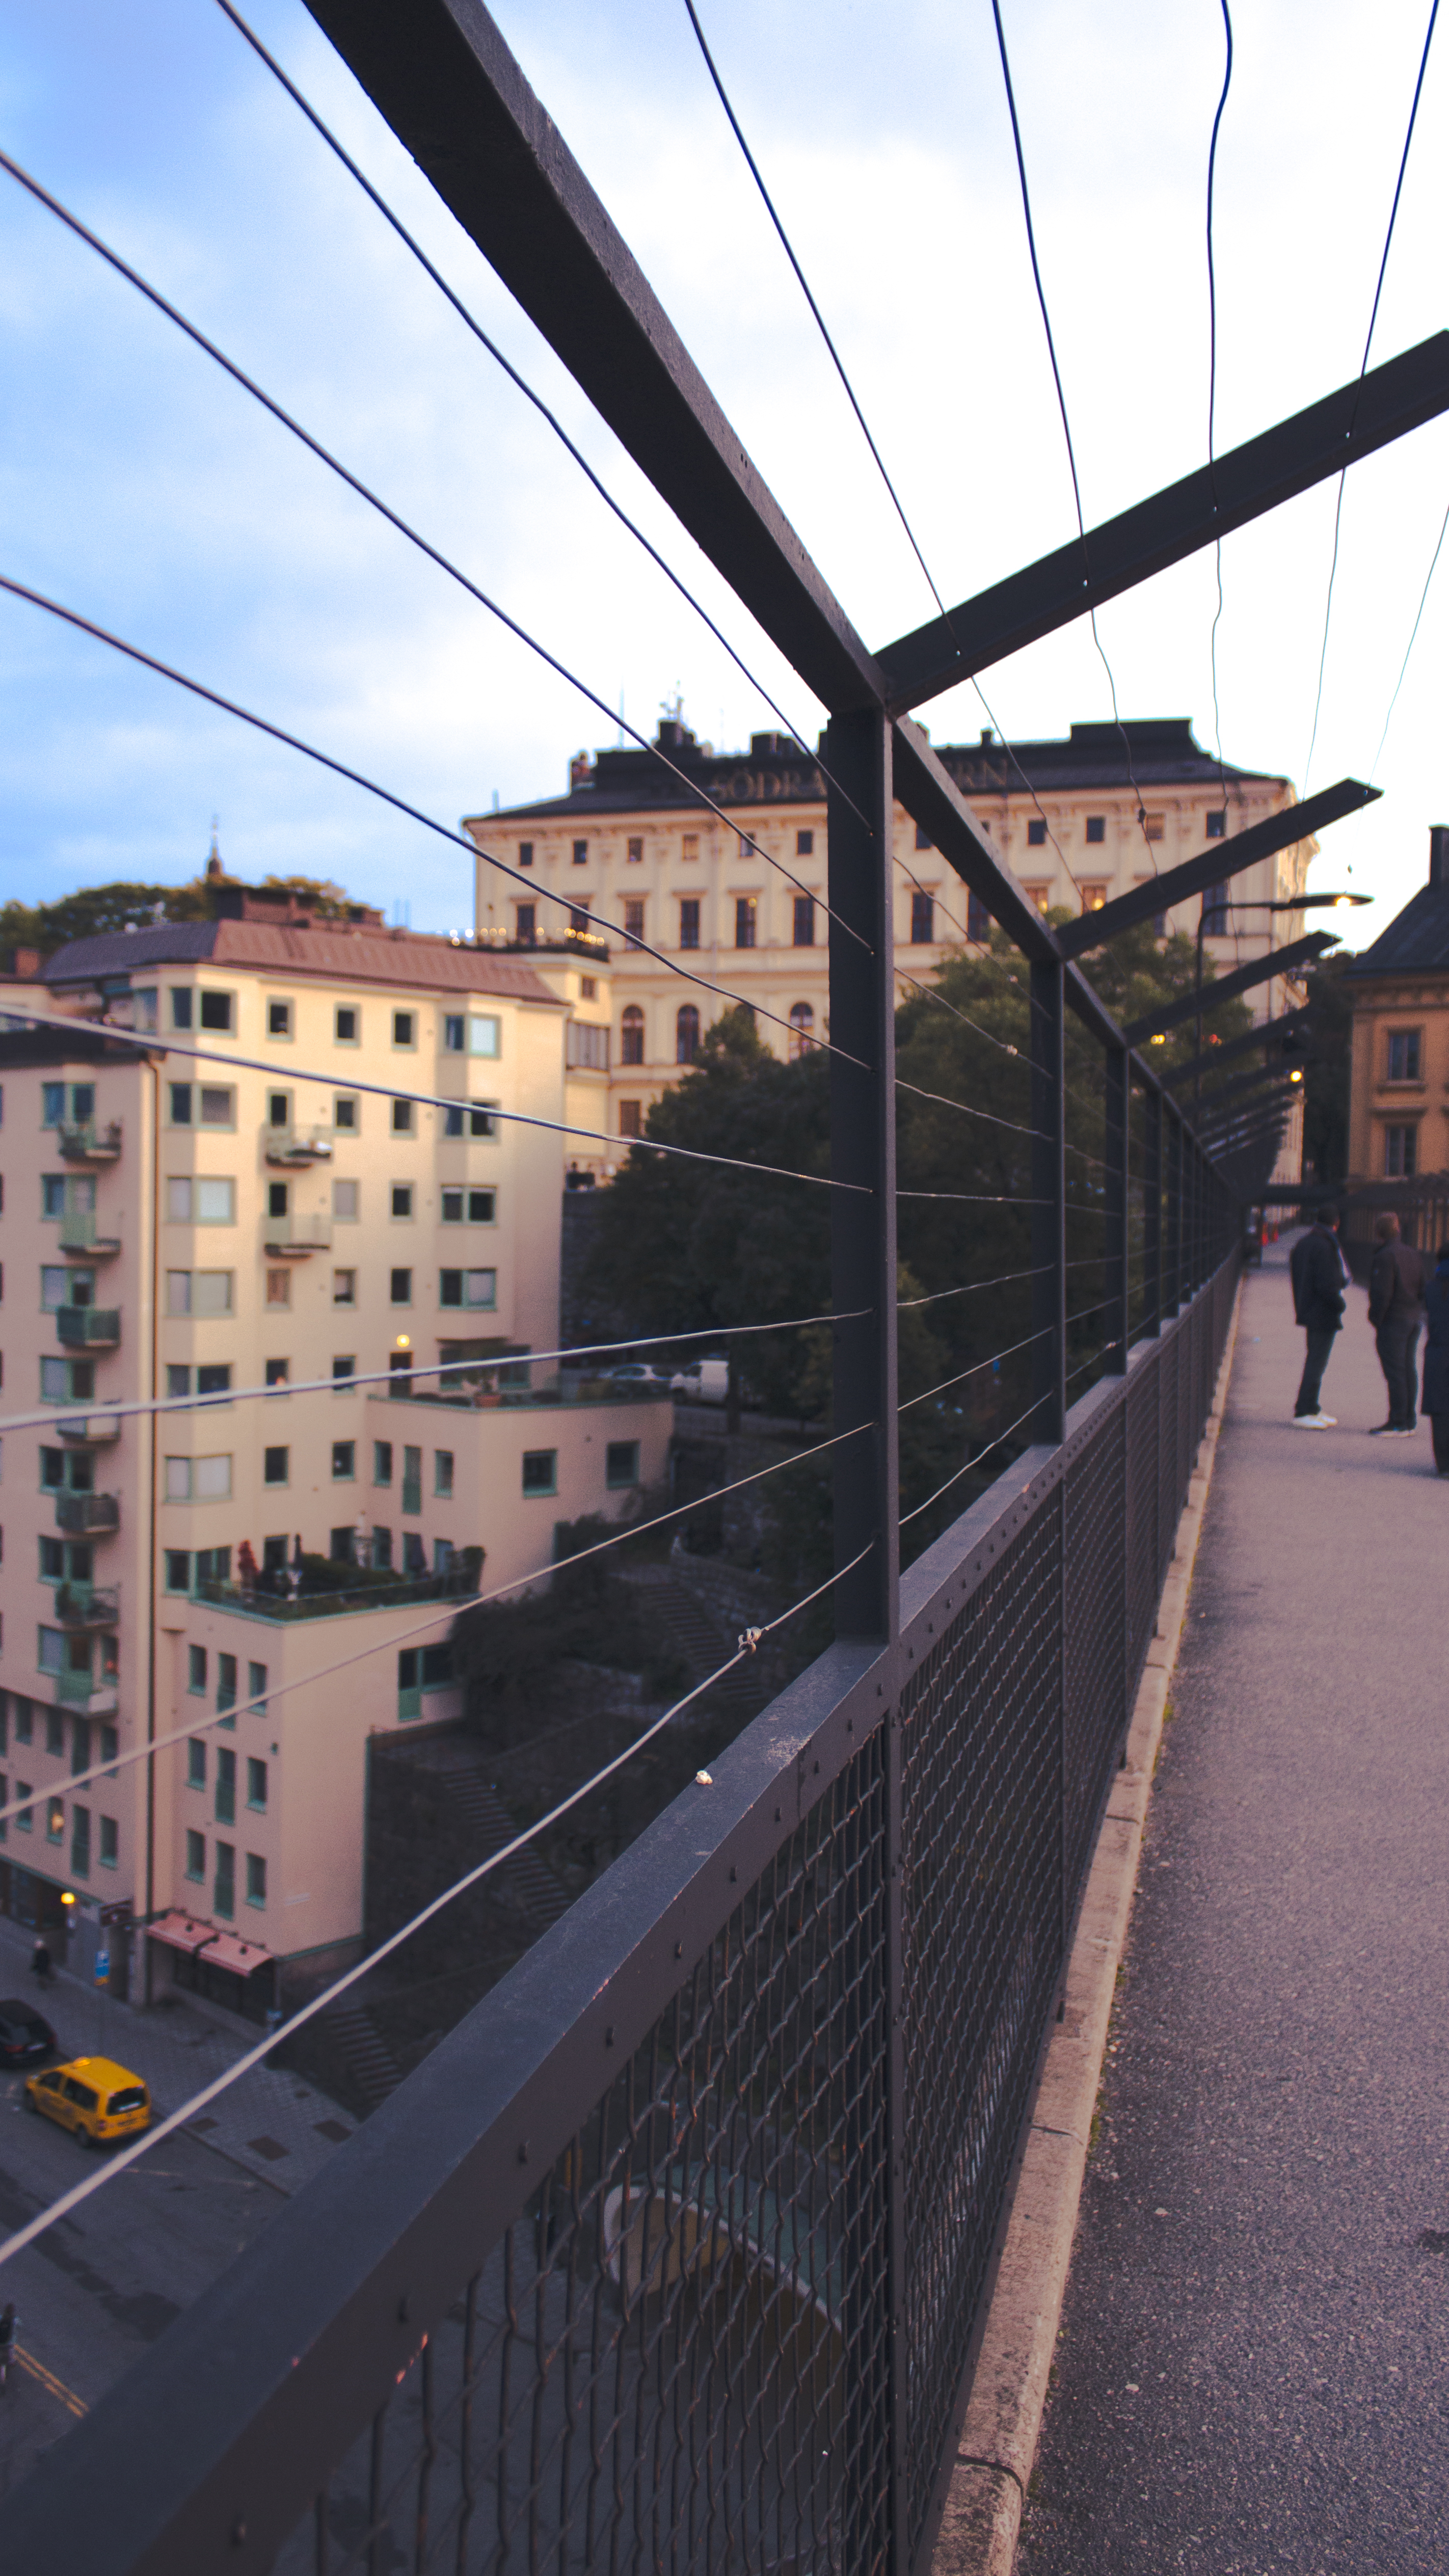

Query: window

[264,1363,288,1402]
[1201,883,1230,937]
[909,892,934,944]
[47,1704,68,1755]
[439,1269,496,1309]
[621,1005,645,1065]
[1206,810,1226,838]
[332,1355,355,1385]
[267,998,292,1038]
[165,1455,232,1501]
[682,832,699,863]
[214,1841,235,1919]
[263,1446,288,1486]
[792,894,815,947]
[391,1009,415,1049]
[185,1829,205,1883]
[246,1853,266,1909]
[197,1364,231,1402]
[334,1094,358,1132]
[1085,816,1106,844]
[441,1187,496,1225]
[606,1440,640,1489]
[71,1806,90,1875]
[196,1546,229,1588]
[333,1268,356,1306]
[217,1654,237,1713]
[13,1701,32,1747]
[1027,818,1048,847]
[1385,1122,1418,1177]
[620,1101,642,1139]
[41,1174,66,1217]
[266,1269,291,1309]
[390,1268,412,1306]
[266,1092,290,1130]
[373,1441,393,1487]
[196,1087,233,1126]
[372,1526,393,1570]
[189,1649,208,1698]
[1023,884,1051,917]
[391,1184,414,1220]
[679,898,701,949]
[1080,884,1108,913]
[248,1661,267,1720]
[41,1266,72,1311]
[170,990,194,1031]
[13,1783,32,1833]
[518,840,533,868]
[392,1099,414,1135]
[573,839,588,866]
[443,1102,495,1139]
[735,897,757,949]
[99,1814,118,1868]
[624,898,645,943]
[627,836,643,864]
[216,1748,236,1822]
[166,1270,233,1317]
[268,1182,289,1219]
[165,1550,191,1592]
[570,904,590,934]
[335,1005,359,1044]
[46,1797,64,1846]
[199,990,232,1032]
[332,1441,355,1481]
[788,1002,815,1061]
[522,1449,557,1496]
[167,1176,235,1223]
[1144,813,1165,842]
[169,1083,193,1125]
[1387,1030,1422,1082]
[914,824,932,851]
[435,1449,454,1498]
[333,1179,358,1221]
[515,903,536,942]
[967,891,990,942]
[676,1005,701,1064]
[467,1015,500,1059]
[797,829,814,856]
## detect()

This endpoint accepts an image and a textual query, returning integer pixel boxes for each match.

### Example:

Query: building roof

[471,717,1283,830]
[1343,885,1449,978]
[44,921,565,1005]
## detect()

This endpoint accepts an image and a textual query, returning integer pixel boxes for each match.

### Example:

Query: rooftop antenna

[205,814,224,881]
[617,689,625,749]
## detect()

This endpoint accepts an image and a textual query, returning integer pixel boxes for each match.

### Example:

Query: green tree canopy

[1,867,362,955]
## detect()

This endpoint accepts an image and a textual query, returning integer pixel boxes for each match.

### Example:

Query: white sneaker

[1318,1413,1337,1426]
[1292,1412,1332,1428]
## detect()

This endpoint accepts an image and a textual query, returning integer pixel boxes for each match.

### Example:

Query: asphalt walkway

[1016,1239,1449,2575]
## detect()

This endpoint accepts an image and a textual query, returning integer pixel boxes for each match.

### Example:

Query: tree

[0,866,362,956]
[1297,953,1352,1184]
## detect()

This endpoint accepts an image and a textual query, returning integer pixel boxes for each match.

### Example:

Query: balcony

[59,1211,122,1259]
[57,1119,122,1163]
[54,1669,119,1714]
[264,1124,334,1167]
[56,1305,120,1349]
[55,1491,120,1536]
[195,1564,475,1625]
[53,1583,121,1629]
[262,1215,332,1257]
[56,1413,122,1445]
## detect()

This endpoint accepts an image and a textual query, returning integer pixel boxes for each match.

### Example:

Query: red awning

[145,1909,216,1956]
[197,1930,273,1978]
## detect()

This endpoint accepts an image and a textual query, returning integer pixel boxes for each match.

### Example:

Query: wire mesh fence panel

[1124,1351,1162,1693]
[1063,1402,1128,1906]
[1156,1328,1181,1596]
[898,1495,1065,2568]
[269,1732,892,2576]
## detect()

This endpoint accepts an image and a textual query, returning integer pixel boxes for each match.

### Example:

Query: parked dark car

[0,2000,58,2066]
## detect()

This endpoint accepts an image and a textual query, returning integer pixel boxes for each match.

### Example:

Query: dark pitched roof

[472,717,1279,828]
[44,920,563,1004]
[1343,885,1449,977]
[46,923,219,981]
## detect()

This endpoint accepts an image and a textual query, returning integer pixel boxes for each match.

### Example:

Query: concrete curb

[930,1290,1243,2576]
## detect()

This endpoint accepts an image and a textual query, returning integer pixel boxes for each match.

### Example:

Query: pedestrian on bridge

[1420,1243,1449,1475]
[1367,1211,1426,1435]
[1289,1206,1348,1426]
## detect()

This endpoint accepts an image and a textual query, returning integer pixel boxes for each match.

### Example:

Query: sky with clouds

[2,0,1446,940]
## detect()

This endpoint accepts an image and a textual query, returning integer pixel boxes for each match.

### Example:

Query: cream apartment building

[0,887,668,2020]
[467,716,1314,1184]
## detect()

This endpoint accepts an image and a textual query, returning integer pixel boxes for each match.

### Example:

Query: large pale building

[467,715,1315,1183]
[0,883,667,2020]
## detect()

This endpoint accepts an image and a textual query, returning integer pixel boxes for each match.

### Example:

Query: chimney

[569,751,594,790]
[1430,824,1449,888]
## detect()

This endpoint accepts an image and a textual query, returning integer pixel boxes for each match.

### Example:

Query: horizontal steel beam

[1167,1006,1312,1089]
[304,0,886,714]
[1122,931,1337,1044]
[1056,780,1377,960]
[1196,1061,1303,1116]
[878,332,1449,709]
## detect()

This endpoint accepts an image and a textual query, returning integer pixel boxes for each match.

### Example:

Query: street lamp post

[1193,891,1372,1125]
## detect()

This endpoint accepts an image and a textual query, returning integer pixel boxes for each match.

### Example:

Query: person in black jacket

[1288,1208,1348,1426]
[1420,1244,1449,1474]
[1366,1212,1427,1434]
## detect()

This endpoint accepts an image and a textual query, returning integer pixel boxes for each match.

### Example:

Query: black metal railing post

[1104,1043,1129,1373]
[1030,960,1067,1444]
[1142,1082,1162,1336]
[1165,1107,1184,1314]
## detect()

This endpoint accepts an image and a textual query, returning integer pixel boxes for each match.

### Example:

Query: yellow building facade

[1345,827,1449,1186]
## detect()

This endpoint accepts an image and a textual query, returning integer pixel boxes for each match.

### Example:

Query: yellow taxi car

[24,2055,152,2149]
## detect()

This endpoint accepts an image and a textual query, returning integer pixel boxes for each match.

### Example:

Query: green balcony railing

[56,1305,120,1348]
[59,1211,121,1258]
[53,1584,120,1628]
[55,1491,120,1536]
[57,1120,122,1162]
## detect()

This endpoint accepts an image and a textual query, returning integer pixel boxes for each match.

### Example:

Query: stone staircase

[413,1746,573,1929]
[319,2000,405,2112]
[620,1565,762,1708]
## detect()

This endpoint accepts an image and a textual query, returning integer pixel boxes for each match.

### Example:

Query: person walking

[1289,1205,1349,1426]
[1366,1211,1426,1434]
[1420,1243,1449,1475]
[29,1936,51,1988]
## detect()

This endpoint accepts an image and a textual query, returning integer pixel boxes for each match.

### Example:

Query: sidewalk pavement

[0,1912,356,2194]
[1015,1240,1449,2574]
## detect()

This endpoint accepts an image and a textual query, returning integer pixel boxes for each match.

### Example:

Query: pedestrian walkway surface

[1016,1241,1449,2575]
[0,1914,356,2194]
